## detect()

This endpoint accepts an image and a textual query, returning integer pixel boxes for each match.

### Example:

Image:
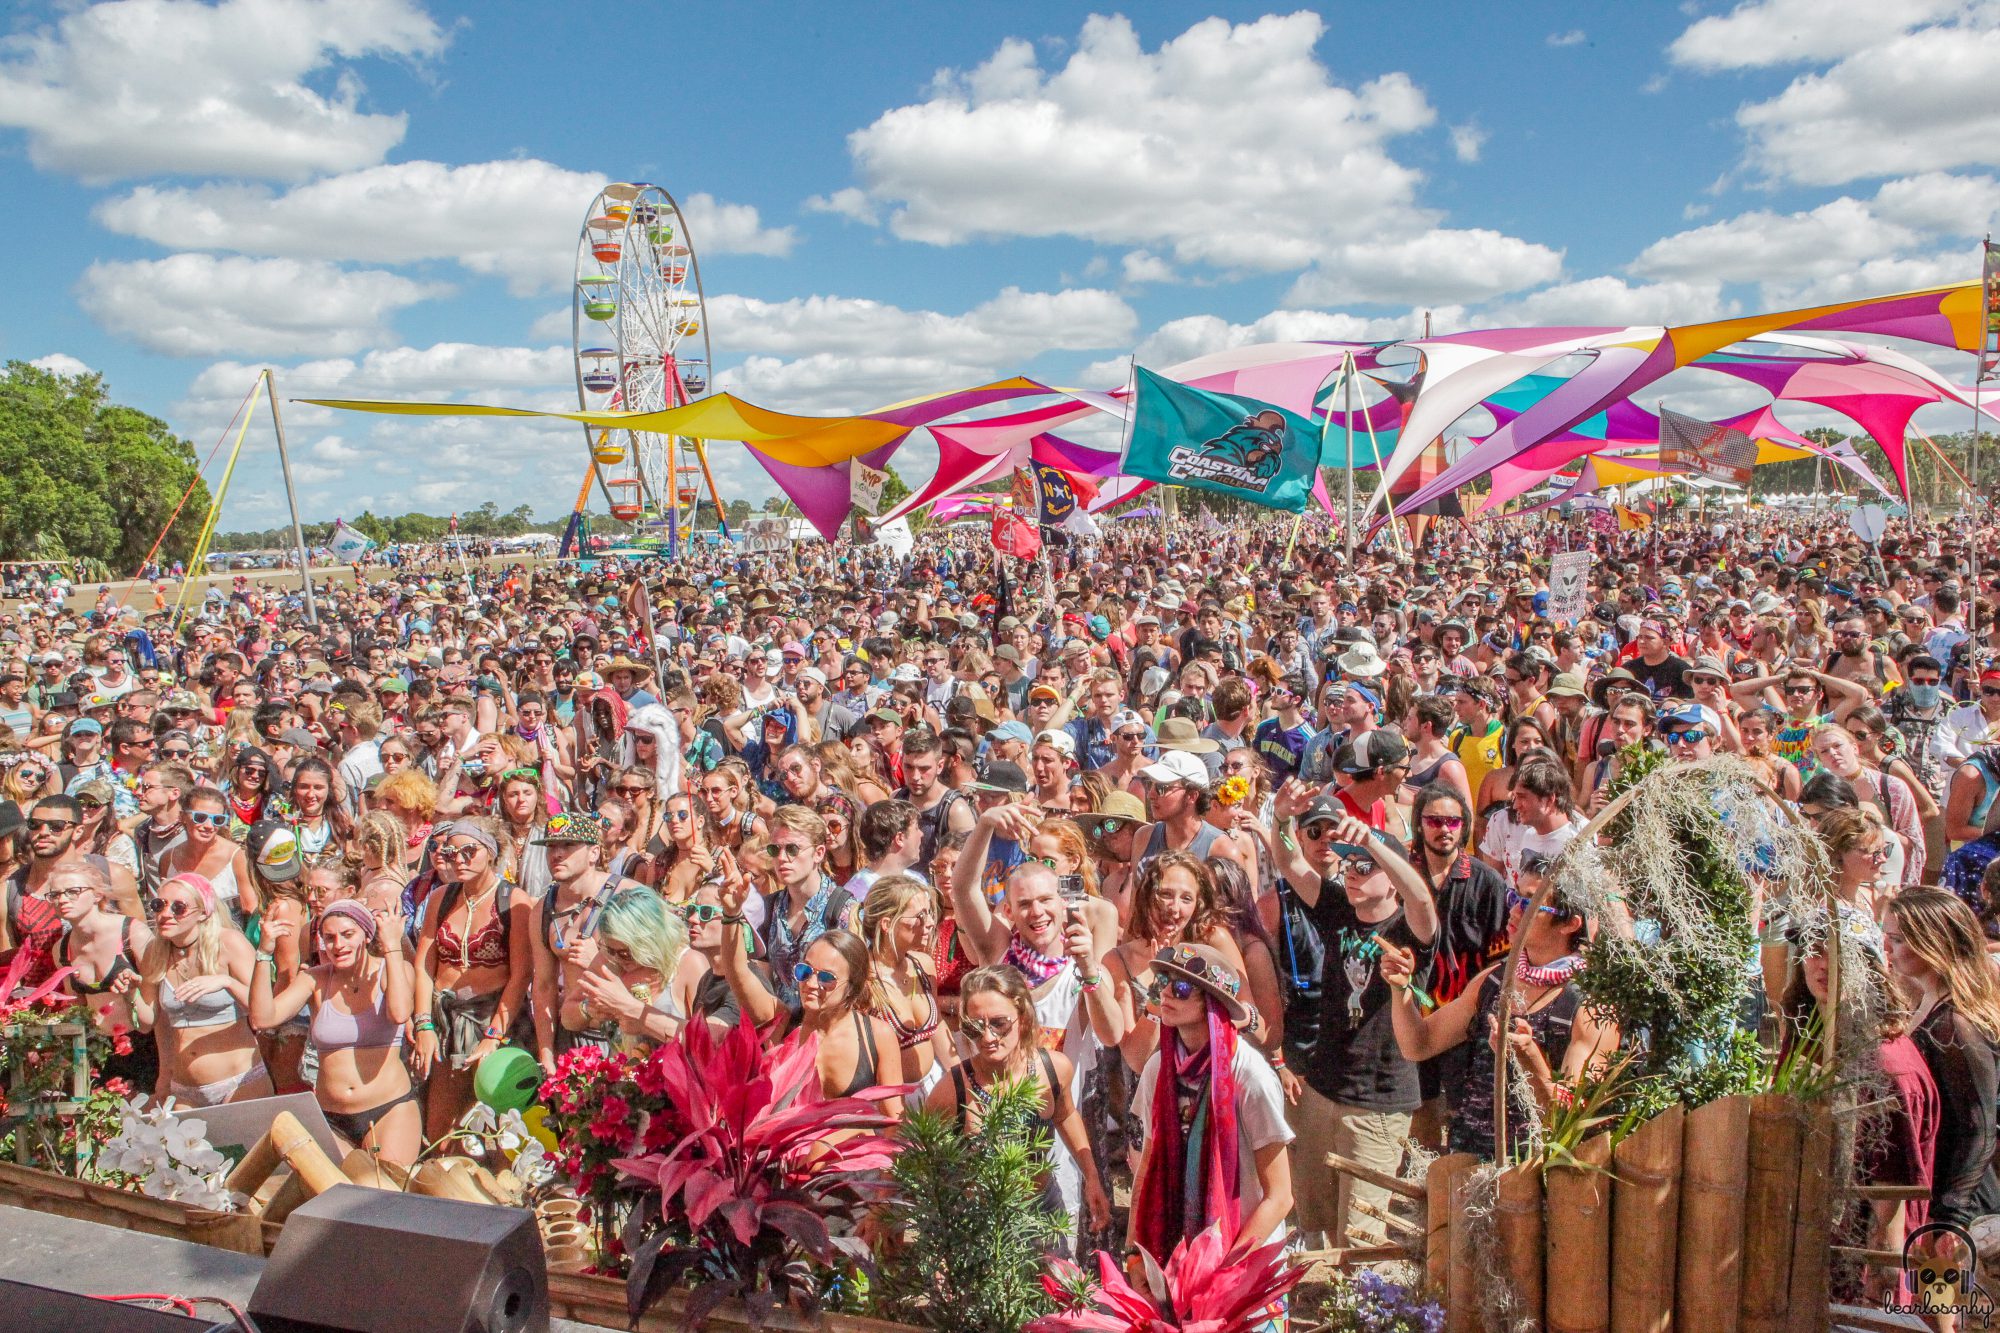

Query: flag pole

[1342,352,1356,565]
[264,370,318,625]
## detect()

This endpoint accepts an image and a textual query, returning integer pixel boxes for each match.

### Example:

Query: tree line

[0,361,212,570]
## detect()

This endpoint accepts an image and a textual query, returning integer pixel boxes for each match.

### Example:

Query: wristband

[721,913,747,925]
[255,952,274,964]
[482,1025,504,1040]
[1269,1051,1288,1070]
[414,1018,436,1033]
[1078,973,1101,992]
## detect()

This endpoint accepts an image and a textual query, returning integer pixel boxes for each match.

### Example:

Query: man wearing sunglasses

[133,761,191,894]
[2,795,90,988]
[1261,784,1437,1251]
[527,812,623,1075]
[1943,668,2000,767]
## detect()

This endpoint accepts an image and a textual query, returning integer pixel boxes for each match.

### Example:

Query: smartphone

[1057,873,1087,908]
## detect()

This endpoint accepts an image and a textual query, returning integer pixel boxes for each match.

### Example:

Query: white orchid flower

[459,1104,497,1136]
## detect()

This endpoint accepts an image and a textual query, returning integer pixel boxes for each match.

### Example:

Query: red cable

[112,376,261,614]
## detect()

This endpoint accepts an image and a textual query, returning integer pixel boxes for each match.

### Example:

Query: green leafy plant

[1580,747,1766,1113]
[879,1076,1070,1333]
[612,1016,904,1327]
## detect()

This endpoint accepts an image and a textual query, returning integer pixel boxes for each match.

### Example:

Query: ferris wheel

[571,182,721,543]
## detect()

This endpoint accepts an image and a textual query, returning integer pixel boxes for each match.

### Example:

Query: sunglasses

[792,962,839,987]
[1662,727,1709,744]
[1420,814,1465,831]
[26,817,76,833]
[1146,977,1201,1004]
[185,811,229,827]
[1860,844,1893,863]
[767,842,812,859]
[159,748,192,759]
[1983,687,2000,699]
[148,897,197,919]
[433,843,483,862]
[961,1015,1017,1040]
[612,785,651,797]
[679,903,724,924]
[1505,889,1565,916]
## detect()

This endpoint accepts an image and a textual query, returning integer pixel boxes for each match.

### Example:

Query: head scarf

[1132,994,1242,1255]
[317,898,377,943]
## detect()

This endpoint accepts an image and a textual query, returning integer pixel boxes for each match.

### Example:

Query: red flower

[104,1077,132,1096]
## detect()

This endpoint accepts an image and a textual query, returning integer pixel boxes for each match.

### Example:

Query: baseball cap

[1027,684,1062,703]
[1298,795,1343,828]
[798,666,828,688]
[1109,708,1149,737]
[533,811,605,846]
[1547,673,1586,699]
[1035,728,1076,759]
[1659,701,1721,733]
[247,820,302,883]
[1333,729,1410,775]
[1139,751,1210,789]
[989,720,1033,744]
[65,717,102,736]
[971,761,1029,794]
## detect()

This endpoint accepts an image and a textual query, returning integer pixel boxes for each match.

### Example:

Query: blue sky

[1,0,1994,528]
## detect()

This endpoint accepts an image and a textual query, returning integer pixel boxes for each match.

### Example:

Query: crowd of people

[1,500,1998,1279]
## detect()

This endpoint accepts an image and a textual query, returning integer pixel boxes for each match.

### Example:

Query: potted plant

[542,1016,905,1328]
[878,1079,1070,1333]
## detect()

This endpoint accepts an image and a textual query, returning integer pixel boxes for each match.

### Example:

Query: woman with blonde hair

[0,751,57,807]
[1884,890,2000,1237]
[372,767,439,858]
[137,872,271,1106]
[814,739,889,807]
[861,873,950,1102]
[353,809,410,911]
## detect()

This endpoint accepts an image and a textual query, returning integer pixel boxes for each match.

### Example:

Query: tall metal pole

[1974,235,1990,495]
[263,369,319,625]
[1342,353,1356,566]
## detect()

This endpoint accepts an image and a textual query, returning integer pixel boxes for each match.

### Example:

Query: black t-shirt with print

[1415,853,1511,1101]
[1302,884,1433,1112]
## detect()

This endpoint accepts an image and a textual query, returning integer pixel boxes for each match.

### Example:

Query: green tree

[0,362,210,568]
[725,498,753,528]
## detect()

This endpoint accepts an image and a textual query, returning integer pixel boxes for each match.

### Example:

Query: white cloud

[96,162,794,295]
[1667,0,1964,71]
[1486,277,1736,328]
[1867,170,2000,236]
[27,352,94,377]
[1547,29,1587,47]
[803,187,878,225]
[0,0,447,182]
[1449,122,1488,163]
[1080,307,1430,385]
[1119,251,1175,285]
[830,12,1529,277]
[1630,197,1920,285]
[710,286,1137,414]
[79,254,444,357]
[1285,230,1564,307]
[1681,6,2000,185]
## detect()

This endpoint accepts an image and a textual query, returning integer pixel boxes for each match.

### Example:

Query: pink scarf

[1133,999,1242,1255]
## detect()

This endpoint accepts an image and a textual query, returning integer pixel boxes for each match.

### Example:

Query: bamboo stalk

[1612,1104,1684,1333]
[1292,1243,1412,1267]
[1496,1161,1545,1333]
[1677,1094,1751,1333]
[1739,1094,1805,1333]
[1352,1197,1424,1239]
[1842,1184,1929,1201]
[1546,1133,1614,1333]
[1428,1153,1478,1304]
[1329,1150,1428,1201]
[1784,1100,1836,1333]
[1447,1168,1482,1333]
[268,1111,346,1198]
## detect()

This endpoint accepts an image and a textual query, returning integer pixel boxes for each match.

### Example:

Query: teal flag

[1123,366,1322,512]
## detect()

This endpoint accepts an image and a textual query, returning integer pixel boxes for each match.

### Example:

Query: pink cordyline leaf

[719,1198,760,1247]
[683,1168,732,1228]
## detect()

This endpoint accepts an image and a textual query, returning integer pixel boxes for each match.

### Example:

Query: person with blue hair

[564,886,693,1054]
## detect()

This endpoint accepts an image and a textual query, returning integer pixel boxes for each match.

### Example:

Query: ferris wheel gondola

[570,182,720,547]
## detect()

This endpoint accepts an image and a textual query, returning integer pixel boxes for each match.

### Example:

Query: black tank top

[1449,968,1582,1159]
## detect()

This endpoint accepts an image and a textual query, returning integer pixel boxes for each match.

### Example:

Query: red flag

[990,510,1040,558]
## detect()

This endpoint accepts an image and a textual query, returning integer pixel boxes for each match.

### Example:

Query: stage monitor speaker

[248,1184,548,1333]
[0,1278,237,1333]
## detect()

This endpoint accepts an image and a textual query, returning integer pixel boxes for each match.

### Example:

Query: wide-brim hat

[1337,641,1388,678]
[1153,716,1219,754]
[603,655,653,678]
[1150,943,1251,1026]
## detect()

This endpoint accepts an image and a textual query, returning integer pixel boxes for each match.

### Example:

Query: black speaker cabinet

[249,1185,548,1333]
[0,1278,236,1332]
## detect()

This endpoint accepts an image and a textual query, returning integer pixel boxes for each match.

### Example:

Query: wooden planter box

[547,1270,925,1333]
[1428,1092,1853,1333]
[0,1160,263,1256]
